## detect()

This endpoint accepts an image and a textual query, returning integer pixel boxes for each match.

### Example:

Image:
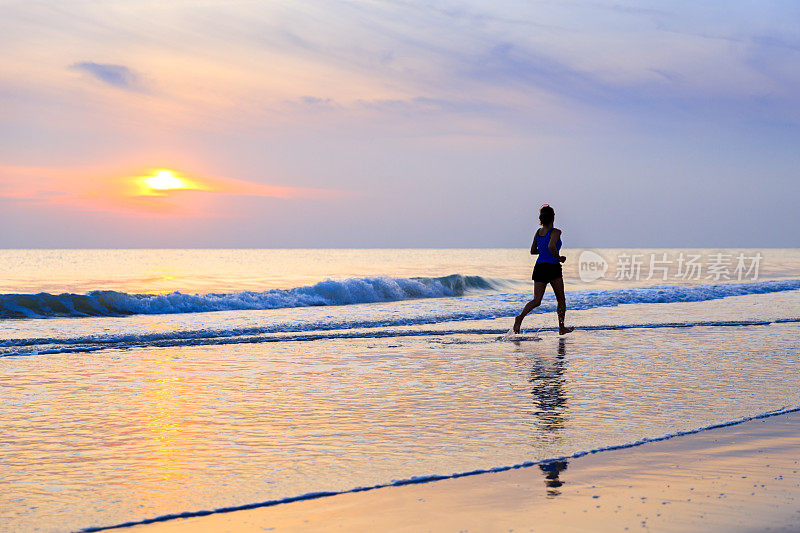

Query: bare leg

[513,281,547,333]
[550,277,574,335]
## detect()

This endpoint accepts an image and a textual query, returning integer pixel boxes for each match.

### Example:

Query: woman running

[513,204,574,335]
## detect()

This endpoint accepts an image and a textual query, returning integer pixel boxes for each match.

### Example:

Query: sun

[145,170,186,190]
[132,168,210,199]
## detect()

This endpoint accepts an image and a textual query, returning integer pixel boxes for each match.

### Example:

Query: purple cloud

[70,62,141,90]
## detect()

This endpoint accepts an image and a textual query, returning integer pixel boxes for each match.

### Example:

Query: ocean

[1,248,799,531]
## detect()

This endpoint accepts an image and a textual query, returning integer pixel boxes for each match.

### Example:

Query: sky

[1,0,798,248]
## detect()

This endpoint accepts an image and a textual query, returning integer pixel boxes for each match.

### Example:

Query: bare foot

[558,326,575,335]
[512,316,522,334]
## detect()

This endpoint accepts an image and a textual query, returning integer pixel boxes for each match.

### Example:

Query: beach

[5,0,800,529]
[1,249,799,532]
[132,410,800,532]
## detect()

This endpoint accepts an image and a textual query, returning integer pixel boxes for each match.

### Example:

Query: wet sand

[131,411,800,532]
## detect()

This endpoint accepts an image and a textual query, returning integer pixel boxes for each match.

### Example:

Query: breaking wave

[0,274,504,319]
[2,279,799,357]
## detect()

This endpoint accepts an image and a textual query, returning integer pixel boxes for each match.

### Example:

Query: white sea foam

[2,318,797,358]
[0,274,502,319]
[0,276,797,320]
[2,278,798,357]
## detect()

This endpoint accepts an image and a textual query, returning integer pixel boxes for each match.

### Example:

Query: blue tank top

[536,228,562,264]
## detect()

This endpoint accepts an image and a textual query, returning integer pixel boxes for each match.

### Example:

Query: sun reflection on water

[139,351,193,485]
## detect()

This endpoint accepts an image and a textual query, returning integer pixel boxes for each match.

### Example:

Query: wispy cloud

[70,62,142,91]
[299,96,334,106]
[0,1,798,247]
[0,165,347,218]
[6,1,787,130]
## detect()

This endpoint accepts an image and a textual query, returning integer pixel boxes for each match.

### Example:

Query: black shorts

[532,262,563,283]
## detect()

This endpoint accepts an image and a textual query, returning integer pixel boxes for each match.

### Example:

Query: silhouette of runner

[513,204,574,335]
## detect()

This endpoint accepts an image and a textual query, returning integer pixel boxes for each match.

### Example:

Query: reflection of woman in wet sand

[532,338,570,497]
[529,337,568,434]
[513,205,574,335]
[539,460,569,497]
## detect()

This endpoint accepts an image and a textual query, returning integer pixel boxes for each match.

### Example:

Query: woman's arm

[531,234,539,255]
[549,228,566,263]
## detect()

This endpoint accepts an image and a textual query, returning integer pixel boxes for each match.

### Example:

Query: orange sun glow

[145,170,187,191]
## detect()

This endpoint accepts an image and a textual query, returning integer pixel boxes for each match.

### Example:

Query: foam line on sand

[80,405,800,532]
